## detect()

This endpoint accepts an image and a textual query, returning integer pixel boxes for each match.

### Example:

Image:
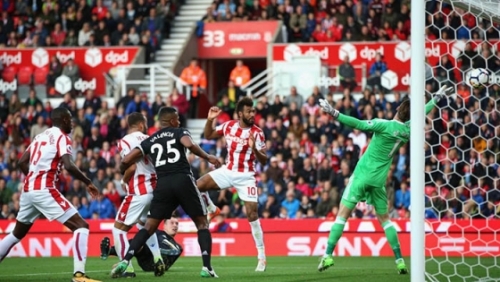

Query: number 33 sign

[203,30,225,48]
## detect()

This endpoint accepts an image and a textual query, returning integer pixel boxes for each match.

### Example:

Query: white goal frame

[410,1,499,281]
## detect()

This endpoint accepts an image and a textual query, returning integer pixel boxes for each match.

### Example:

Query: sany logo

[56,51,75,64]
[74,78,97,91]
[105,51,129,65]
[283,44,329,62]
[359,46,384,60]
[287,236,388,256]
[0,79,17,92]
[0,53,21,66]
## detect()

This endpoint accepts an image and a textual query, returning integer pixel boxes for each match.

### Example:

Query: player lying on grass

[101,211,183,272]
[317,86,454,274]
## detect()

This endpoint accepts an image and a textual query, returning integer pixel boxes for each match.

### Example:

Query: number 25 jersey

[138,127,193,177]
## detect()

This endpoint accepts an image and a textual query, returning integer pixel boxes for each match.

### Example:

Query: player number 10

[247,187,257,196]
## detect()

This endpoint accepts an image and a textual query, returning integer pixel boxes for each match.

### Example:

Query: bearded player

[317,86,454,274]
[0,107,101,282]
[111,112,163,278]
[199,97,268,271]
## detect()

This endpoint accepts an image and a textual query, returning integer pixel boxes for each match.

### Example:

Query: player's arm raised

[180,134,222,168]
[204,107,223,140]
[319,99,385,133]
[120,148,144,175]
[404,86,454,125]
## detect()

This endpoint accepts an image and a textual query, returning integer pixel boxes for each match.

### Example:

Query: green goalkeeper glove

[434,85,454,102]
[319,99,339,118]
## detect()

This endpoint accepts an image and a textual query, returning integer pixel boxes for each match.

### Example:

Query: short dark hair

[158,107,177,119]
[236,97,253,114]
[126,112,145,127]
[51,107,70,120]
[398,99,411,122]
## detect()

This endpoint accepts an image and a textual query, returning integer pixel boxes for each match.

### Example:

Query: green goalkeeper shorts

[341,174,388,215]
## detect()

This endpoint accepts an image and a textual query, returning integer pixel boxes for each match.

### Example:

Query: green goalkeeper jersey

[337,98,438,187]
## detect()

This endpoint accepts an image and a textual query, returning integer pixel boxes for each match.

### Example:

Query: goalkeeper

[100,212,183,276]
[317,86,453,274]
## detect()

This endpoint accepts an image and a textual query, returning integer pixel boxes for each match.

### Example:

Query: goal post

[412,1,500,281]
[409,0,426,281]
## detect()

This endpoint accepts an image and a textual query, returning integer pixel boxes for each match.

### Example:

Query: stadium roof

[443,0,500,23]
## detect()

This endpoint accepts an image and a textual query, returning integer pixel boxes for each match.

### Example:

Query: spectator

[284,86,304,108]
[62,58,80,85]
[366,52,388,92]
[229,60,251,89]
[281,191,300,219]
[338,56,357,91]
[395,181,410,210]
[180,58,207,118]
[89,193,115,219]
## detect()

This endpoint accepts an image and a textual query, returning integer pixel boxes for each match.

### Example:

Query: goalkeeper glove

[434,85,454,102]
[319,99,339,118]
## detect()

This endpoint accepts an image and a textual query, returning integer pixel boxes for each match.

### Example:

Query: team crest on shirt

[67,145,72,154]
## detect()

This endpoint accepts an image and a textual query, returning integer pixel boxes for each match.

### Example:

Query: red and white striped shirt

[119,131,157,195]
[23,127,72,192]
[216,120,266,173]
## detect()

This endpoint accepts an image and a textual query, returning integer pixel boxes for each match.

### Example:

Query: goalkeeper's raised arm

[318,86,454,130]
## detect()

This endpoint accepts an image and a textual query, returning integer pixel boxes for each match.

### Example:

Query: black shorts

[149,174,206,220]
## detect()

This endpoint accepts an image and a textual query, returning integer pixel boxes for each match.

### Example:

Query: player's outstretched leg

[201,192,220,221]
[112,223,137,278]
[0,221,31,263]
[319,203,354,272]
[111,218,164,278]
[377,213,408,274]
[136,222,165,275]
[63,214,102,282]
[244,202,266,271]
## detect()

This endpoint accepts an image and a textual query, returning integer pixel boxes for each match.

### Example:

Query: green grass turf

[0,257,498,282]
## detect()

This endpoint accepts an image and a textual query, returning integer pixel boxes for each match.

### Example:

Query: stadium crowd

[201,0,499,43]
[0,80,497,223]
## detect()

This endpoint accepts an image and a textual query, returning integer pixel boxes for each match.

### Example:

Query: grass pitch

[0,256,498,282]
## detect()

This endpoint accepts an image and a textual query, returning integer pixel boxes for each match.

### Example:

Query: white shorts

[208,166,258,202]
[17,189,78,224]
[115,194,153,226]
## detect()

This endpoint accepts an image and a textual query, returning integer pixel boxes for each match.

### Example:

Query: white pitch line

[0,270,106,277]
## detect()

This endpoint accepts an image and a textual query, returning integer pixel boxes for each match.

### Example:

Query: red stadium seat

[33,67,48,85]
[17,66,33,85]
[2,66,17,82]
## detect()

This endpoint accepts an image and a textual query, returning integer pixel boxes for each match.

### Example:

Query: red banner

[1,232,498,258]
[272,41,499,91]
[198,21,280,59]
[0,219,497,234]
[0,47,140,95]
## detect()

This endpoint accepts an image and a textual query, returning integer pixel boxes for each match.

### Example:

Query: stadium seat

[2,66,17,82]
[17,66,34,85]
[33,67,48,85]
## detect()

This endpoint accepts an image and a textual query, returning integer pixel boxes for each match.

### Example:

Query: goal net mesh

[424,1,499,281]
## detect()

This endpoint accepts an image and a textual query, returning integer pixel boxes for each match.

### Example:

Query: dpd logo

[85,48,103,68]
[360,46,384,60]
[381,70,398,90]
[283,44,303,61]
[56,51,75,64]
[451,41,466,59]
[74,78,97,91]
[338,43,357,61]
[31,48,49,68]
[0,53,21,66]
[394,42,411,62]
[105,51,129,65]
[0,79,17,92]
[55,75,72,94]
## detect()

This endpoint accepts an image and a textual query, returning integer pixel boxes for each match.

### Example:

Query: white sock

[0,233,20,262]
[113,227,135,269]
[73,228,89,274]
[201,192,217,213]
[249,219,266,260]
[136,223,161,261]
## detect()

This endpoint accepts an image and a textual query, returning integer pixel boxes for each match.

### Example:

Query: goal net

[423,1,499,281]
